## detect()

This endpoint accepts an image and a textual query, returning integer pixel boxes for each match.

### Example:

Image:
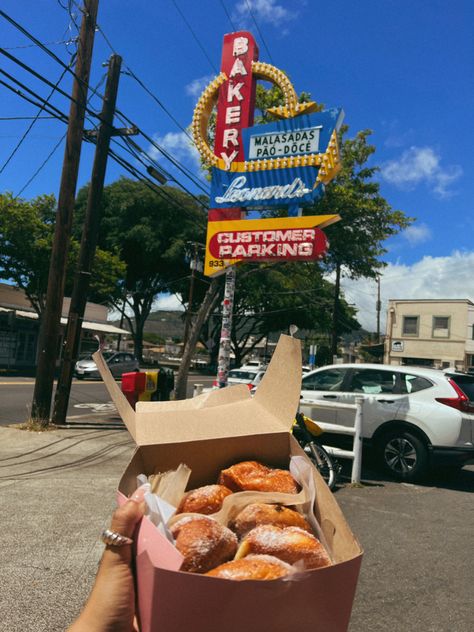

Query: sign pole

[217,265,236,387]
[192,31,344,388]
[209,32,259,386]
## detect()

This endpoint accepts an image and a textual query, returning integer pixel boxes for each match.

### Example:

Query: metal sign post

[217,265,236,387]
[191,30,344,389]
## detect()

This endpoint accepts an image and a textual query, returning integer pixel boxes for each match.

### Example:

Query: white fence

[193,384,364,485]
[300,396,364,484]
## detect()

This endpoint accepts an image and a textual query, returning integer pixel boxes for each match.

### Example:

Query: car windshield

[228,370,257,380]
[102,351,115,361]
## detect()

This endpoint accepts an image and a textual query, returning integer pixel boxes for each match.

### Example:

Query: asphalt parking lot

[1,423,473,632]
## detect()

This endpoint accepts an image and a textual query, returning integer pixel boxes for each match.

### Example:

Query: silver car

[74,351,139,380]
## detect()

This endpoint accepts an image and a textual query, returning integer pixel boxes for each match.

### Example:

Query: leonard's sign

[210,107,344,210]
[192,31,344,277]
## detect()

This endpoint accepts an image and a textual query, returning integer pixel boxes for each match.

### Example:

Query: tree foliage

[310,126,413,353]
[0,192,124,317]
[74,178,207,360]
[200,262,359,367]
[313,126,413,279]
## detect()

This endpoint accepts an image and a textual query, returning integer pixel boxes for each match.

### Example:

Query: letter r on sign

[223,128,239,148]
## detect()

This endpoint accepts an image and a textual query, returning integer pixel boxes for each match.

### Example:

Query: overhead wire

[93,22,207,189]
[0,71,70,124]
[0,52,76,174]
[0,61,194,208]
[0,8,210,201]
[169,0,218,73]
[13,72,107,196]
[2,36,78,51]
[243,0,275,65]
[219,0,238,31]
[16,133,66,197]
[0,115,57,120]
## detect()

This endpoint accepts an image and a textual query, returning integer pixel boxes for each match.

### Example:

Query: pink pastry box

[94,334,363,632]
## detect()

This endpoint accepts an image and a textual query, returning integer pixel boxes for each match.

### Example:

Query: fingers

[109,498,145,540]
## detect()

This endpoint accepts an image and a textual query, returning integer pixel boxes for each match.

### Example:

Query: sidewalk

[1,423,135,632]
[2,422,473,632]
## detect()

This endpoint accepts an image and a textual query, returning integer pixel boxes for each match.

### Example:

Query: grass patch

[17,418,56,432]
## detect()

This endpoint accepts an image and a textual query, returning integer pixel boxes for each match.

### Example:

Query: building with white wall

[385,299,474,371]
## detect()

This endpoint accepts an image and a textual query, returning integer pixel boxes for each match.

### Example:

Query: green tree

[74,178,207,360]
[200,262,359,368]
[0,192,124,317]
[311,127,413,355]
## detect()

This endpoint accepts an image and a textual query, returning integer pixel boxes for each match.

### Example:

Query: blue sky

[1,0,473,330]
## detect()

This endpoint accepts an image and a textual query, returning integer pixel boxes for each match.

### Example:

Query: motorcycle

[292,412,341,491]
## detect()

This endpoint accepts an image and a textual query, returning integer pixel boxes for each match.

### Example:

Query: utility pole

[376,275,381,343]
[31,0,99,424]
[183,242,204,351]
[52,54,123,426]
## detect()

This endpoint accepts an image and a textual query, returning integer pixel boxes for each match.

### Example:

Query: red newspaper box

[121,371,146,409]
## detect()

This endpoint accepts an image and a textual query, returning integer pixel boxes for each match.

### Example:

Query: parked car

[213,367,267,390]
[74,351,139,380]
[299,363,474,481]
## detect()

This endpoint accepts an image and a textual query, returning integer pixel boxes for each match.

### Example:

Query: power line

[0,71,69,123]
[2,47,206,197]
[219,0,238,31]
[169,0,218,73]
[0,46,102,124]
[3,36,78,51]
[13,73,106,196]
[122,67,194,143]
[0,9,210,202]
[243,0,275,65]
[16,133,66,197]
[0,54,75,174]
[0,115,57,120]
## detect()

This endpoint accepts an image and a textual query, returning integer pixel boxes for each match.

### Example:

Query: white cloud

[401,223,432,246]
[339,251,474,332]
[381,146,462,198]
[152,293,184,312]
[148,131,201,170]
[233,0,297,29]
[185,74,214,98]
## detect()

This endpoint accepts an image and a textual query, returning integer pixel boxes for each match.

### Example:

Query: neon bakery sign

[192,32,344,209]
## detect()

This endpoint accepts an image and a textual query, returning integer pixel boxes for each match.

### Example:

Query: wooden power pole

[52,54,122,426]
[376,275,381,343]
[31,0,99,424]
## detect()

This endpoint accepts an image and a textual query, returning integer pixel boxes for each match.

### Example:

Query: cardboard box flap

[92,349,137,440]
[253,333,302,432]
[136,382,251,412]
[94,334,301,446]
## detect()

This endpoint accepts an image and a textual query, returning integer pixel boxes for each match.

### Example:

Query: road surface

[0,374,216,425]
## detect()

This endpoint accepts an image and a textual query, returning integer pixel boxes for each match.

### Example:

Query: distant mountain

[111,310,185,340]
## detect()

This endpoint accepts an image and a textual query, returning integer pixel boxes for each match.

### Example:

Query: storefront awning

[0,307,129,335]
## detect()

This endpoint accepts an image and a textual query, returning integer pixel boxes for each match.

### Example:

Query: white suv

[299,363,474,481]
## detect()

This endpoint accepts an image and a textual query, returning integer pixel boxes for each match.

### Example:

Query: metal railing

[300,396,364,484]
[193,384,365,484]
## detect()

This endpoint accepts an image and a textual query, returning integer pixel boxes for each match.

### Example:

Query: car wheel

[378,429,429,482]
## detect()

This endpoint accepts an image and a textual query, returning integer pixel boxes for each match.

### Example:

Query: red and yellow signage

[191,31,344,277]
[205,215,340,276]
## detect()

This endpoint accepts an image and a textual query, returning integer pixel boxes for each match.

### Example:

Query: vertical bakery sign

[192,31,343,276]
